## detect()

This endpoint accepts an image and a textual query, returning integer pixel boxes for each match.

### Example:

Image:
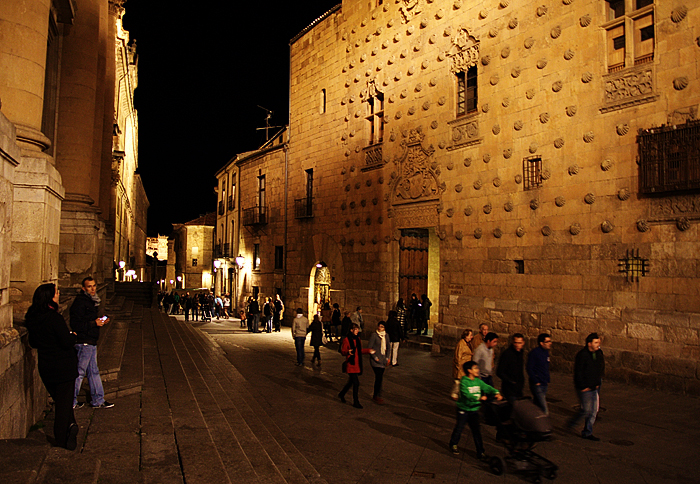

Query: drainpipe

[284,41,291,302]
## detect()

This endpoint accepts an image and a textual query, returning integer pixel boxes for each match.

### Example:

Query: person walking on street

[567,333,605,441]
[309,314,324,367]
[292,308,309,366]
[473,332,498,386]
[351,306,364,333]
[338,324,375,408]
[471,322,489,351]
[449,361,503,458]
[496,333,525,403]
[24,283,80,450]
[395,298,407,336]
[273,294,284,332]
[331,303,342,341]
[385,310,403,366]
[368,321,390,404]
[70,277,113,409]
[527,333,552,414]
[263,297,273,333]
[452,328,474,400]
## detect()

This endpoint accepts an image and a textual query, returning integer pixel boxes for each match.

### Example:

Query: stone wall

[282,0,700,393]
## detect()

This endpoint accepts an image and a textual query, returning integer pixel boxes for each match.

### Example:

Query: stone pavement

[2,302,699,484]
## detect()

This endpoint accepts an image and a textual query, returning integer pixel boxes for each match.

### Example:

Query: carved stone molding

[446,27,480,74]
[400,0,422,24]
[649,195,700,219]
[447,115,482,150]
[601,66,658,113]
[391,203,439,229]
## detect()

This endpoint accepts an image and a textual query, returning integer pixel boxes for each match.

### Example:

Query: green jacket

[457,376,500,412]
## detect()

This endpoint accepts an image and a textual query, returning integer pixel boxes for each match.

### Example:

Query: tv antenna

[256,105,284,141]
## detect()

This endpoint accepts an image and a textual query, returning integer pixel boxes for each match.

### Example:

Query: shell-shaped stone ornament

[580,14,591,27]
[482,103,490,113]
[581,72,593,83]
[511,67,521,78]
[509,18,519,29]
[464,206,473,216]
[540,112,550,123]
[526,89,536,100]
[490,75,500,85]
[537,59,548,69]
[601,159,613,171]
[524,37,535,49]
[636,220,650,232]
[618,188,631,201]
[514,120,524,131]
[446,208,455,218]
[541,225,552,236]
[671,6,688,23]
[566,105,577,117]
[481,54,491,66]
[474,228,483,239]
[529,143,538,154]
[493,228,503,238]
[503,148,513,159]
[501,47,511,58]
[489,27,499,38]
[554,138,565,148]
[474,179,483,190]
[537,5,548,17]
[455,183,463,192]
[500,0,510,7]
[616,124,630,136]
[483,154,491,163]
[530,199,540,210]
[583,131,595,143]
[504,201,514,212]
[555,196,566,207]
[568,164,580,175]
[516,226,525,237]
[502,97,511,107]
[483,203,492,214]
[455,231,463,240]
[541,169,551,180]
[479,9,488,19]
[492,124,501,135]
[570,223,581,235]
[564,49,575,60]
[552,81,563,92]
[584,193,595,204]
[515,174,523,184]
[464,156,472,167]
[493,177,502,187]
[550,26,561,38]
[601,221,614,233]
[673,77,689,91]
[677,217,691,231]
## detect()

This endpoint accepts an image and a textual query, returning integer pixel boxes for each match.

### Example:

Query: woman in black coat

[24,283,79,450]
[309,314,324,367]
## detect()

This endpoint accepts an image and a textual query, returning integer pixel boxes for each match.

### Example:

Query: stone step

[0,437,50,484]
[170,315,326,484]
[103,315,144,401]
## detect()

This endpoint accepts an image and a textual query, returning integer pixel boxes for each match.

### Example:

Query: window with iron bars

[523,156,542,191]
[456,66,477,117]
[618,249,649,281]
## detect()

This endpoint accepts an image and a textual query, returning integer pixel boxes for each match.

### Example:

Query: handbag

[450,379,461,401]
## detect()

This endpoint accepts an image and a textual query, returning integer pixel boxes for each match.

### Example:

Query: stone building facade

[0,0,148,438]
[172,213,215,291]
[272,0,700,393]
[215,130,288,313]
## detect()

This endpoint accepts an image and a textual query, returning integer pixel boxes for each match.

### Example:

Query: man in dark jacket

[496,333,525,402]
[567,332,605,441]
[527,333,552,414]
[70,277,113,409]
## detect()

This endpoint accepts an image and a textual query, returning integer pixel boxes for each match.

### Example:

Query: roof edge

[290,3,341,45]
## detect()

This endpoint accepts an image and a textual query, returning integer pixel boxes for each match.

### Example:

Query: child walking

[449,360,502,459]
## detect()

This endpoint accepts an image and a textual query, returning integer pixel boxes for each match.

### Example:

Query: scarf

[84,289,101,307]
[376,330,387,355]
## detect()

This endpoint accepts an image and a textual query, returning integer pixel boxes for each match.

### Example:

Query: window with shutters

[603,0,654,73]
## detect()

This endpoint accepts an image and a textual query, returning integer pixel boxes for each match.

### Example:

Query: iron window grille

[456,66,477,117]
[618,249,649,282]
[638,120,700,194]
[523,156,542,190]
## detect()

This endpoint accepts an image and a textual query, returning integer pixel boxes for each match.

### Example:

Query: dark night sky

[122,1,340,236]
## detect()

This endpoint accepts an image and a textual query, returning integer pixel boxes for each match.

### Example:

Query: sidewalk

[2,308,698,483]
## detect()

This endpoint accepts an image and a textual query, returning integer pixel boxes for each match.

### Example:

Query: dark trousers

[192,308,198,320]
[184,308,190,321]
[372,366,385,398]
[44,379,76,448]
[273,315,281,332]
[340,374,360,403]
[311,345,321,362]
[449,409,484,455]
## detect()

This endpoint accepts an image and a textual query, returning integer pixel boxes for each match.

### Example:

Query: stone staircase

[1,283,326,484]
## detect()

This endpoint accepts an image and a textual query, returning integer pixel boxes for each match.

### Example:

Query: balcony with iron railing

[295,197,314,219]
[227,195,234,211]
[242,206,267,226]
[218,201,224,215]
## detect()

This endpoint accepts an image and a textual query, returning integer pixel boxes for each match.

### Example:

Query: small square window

[192,258,198,267]
[618,249,649,282]
[523,156,542,191]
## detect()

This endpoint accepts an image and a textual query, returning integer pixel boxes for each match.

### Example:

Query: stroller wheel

[489,456,505,476]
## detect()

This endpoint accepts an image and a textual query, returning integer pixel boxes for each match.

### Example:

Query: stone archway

[308,262,331,317]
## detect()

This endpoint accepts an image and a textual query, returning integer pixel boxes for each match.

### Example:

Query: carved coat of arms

[446,27,480,74]
[391,128,445,203]
[400,0,422,24]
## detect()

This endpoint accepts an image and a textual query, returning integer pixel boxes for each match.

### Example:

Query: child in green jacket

[449,360,502,458]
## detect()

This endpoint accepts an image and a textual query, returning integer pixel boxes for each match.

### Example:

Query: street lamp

[176,275,182,289]
[213,259,221,294]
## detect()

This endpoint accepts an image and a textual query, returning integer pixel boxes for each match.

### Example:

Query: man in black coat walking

[567,332,605,441]
[496,333,525,402]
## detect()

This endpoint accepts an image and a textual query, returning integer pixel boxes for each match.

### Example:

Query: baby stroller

[483,398,559,483]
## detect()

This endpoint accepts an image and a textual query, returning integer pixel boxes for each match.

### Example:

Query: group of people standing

[395,294,432,336]
[449,322,605,459]
[243,294,284,333]
[24,277,114,451]
[158,290,228,322]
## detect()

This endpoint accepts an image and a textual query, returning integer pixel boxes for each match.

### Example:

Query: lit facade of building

[0,0,149,438]
[172,213,216,291]
[238,0,698,393]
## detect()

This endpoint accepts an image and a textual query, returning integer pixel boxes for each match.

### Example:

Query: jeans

[372,366,385,398]
[74,344,105,406]
[530,383,549,415]
[449,409,484,456]
[294,337,306,364]
[568,388,599,437]
[388,342,400,365]
[253,314,260,332]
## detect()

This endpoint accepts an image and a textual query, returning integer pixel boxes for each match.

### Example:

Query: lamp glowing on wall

[236,254,245,268]
[119,261,125,269]
[213,260,221,271]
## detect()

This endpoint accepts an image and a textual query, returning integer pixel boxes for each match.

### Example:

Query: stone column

[54,0,104,287]
[0,0,66,316]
